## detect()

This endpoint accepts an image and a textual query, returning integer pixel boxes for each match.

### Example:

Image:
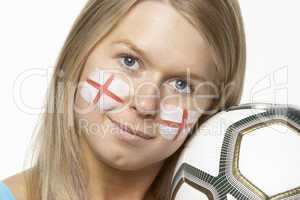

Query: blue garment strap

[0,181,16,200]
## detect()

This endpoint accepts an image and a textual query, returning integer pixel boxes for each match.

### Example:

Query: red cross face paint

[80,69,130,112]
[156,104,200,141]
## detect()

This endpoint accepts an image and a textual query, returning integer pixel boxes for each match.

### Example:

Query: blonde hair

[25,0,246,199]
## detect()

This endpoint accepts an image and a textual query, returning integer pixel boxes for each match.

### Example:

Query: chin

[85,137,148,170]
[109,160,144,171]
[103,151,151,171]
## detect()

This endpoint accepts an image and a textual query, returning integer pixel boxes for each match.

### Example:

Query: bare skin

[3,1,217,200]
[3,170,28,200]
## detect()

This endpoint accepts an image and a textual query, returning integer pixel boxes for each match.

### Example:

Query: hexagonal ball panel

[236,121,300,198]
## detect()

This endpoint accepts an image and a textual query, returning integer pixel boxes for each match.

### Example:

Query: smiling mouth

[107,116,155,140]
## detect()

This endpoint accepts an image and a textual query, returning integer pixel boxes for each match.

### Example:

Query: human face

[74,1,217,171]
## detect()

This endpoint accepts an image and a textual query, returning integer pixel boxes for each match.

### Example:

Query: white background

[0,0,299,180]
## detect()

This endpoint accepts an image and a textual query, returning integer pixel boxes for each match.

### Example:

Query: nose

[131,78,161,118]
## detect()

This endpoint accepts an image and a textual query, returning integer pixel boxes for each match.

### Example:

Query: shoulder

[2,170,30,200]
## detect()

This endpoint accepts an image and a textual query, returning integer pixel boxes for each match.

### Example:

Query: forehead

[102,1,217,81]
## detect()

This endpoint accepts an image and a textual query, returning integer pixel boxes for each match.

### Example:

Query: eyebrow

[111,38,207,82]
[112,38,153,66]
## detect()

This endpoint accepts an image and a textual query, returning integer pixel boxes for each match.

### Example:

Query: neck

[80,137,164,200]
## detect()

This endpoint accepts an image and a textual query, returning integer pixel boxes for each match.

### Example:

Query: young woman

[1,0,246,199]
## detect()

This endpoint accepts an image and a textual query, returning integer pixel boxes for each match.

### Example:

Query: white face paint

[156,104,199,140]
[80,69,130,112]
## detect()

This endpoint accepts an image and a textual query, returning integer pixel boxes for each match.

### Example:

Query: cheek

[74,83,104,130]
[192,82,218,111]
[156,104,200,141]
[74,105,106,137]
[77,69,131,114]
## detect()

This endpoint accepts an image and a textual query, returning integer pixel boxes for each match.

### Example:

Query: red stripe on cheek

[156,108,190,141]
[86,74,126,106]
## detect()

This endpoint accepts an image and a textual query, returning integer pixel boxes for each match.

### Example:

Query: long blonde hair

[25,0,246,199]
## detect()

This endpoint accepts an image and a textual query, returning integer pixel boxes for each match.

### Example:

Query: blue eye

[119,54,140,71]
[168,79,193,94]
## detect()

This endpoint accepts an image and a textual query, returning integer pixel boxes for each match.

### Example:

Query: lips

[107,116,155,140]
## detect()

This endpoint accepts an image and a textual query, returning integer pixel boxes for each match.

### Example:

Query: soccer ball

[171,103,300,200]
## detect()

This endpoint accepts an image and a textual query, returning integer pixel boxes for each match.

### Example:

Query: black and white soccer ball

[171,103,300,200]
